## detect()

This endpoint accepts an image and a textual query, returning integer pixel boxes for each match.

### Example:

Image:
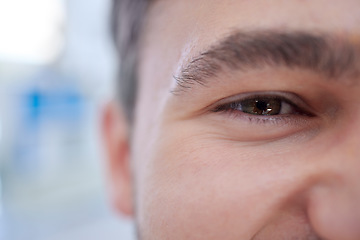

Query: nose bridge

[305,120,360,240]
[327,117,360,180]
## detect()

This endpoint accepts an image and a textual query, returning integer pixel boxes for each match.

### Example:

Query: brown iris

[240,98,282,115]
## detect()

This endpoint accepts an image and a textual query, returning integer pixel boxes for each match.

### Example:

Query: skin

[103,0,360,239]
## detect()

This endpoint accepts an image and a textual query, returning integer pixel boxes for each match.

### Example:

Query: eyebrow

[173,30,359,93]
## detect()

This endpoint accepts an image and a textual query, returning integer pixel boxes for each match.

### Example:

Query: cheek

[135,135,307,239]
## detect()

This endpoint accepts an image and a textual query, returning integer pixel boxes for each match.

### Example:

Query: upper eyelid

[214,91,304,106]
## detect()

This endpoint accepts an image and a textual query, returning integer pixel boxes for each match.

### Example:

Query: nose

[307,128,360,240]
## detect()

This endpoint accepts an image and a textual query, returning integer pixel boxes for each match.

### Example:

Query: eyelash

[211,93,313,124]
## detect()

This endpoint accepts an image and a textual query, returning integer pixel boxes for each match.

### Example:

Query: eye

[212,93,312,117]
[224,97,293,116]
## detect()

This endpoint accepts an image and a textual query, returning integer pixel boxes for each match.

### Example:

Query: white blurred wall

[0,1,135,239]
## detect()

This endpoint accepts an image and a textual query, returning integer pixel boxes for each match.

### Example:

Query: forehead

[139,0,360,87]
[141,0,360,50]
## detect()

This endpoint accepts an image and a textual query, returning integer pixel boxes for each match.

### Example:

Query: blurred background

[0,0,135,239]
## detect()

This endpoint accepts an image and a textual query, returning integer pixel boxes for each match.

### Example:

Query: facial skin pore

[104,0,360,239]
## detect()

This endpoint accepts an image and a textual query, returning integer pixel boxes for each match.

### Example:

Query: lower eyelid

[212,106,313,127]
[217,108,290,123]
[207,111,320,143]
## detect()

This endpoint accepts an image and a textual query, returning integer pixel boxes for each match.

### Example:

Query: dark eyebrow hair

[173,30,359,92]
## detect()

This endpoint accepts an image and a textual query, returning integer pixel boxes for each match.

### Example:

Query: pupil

[256,100,268,111]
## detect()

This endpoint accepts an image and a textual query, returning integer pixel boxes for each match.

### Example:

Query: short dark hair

[112,0,149,121]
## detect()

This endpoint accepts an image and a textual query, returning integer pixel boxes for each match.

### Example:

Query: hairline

[112,0,151,123]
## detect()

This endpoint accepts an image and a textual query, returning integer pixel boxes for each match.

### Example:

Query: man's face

[111,0,360,239]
